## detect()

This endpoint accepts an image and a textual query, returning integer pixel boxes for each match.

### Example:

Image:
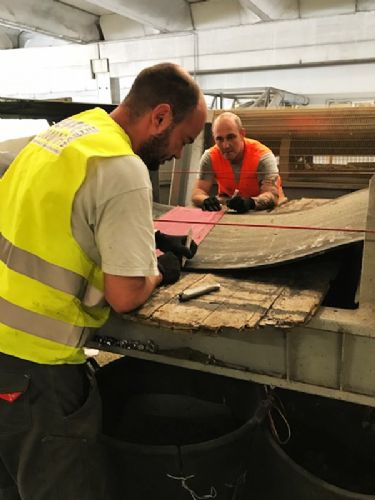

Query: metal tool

[178,283,221,302]
[181,227,193,268]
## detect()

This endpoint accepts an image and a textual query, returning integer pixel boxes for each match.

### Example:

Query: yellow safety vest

[0,108,135,364]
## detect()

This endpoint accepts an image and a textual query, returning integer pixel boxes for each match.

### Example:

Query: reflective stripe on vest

[0,108,135,362]
[0,232,103,307]
[0,297,89,347]
[210,138,272,198]
[0,232,86,297]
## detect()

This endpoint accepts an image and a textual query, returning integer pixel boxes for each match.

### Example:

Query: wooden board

[125,255,339,331]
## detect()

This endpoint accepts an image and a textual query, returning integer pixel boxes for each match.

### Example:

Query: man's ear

[151,103,173,132]
[240,127,246,138]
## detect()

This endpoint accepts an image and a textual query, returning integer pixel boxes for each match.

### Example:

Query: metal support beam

[0,0,100,43]
[238,0,299,20]
[90,304,375,408]
[86,0,192,32]
[359,175,375,305]
[91,58,112,103]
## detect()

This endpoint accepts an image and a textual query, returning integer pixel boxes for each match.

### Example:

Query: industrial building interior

[1,1,375,499]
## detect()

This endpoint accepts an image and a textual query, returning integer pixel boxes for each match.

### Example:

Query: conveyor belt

[154,189,368,270]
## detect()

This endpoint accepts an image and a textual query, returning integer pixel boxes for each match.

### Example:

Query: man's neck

[232,141,245,164]
[110,105,149,153]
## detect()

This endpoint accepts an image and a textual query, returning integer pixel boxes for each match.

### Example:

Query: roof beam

[85,0,193,32]
[0,0,100,43]
[238,0,299,21]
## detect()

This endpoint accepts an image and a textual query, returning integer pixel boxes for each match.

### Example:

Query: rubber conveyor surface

[154,189,368,270]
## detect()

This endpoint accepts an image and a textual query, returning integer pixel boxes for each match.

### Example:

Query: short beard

[137,124,174,171]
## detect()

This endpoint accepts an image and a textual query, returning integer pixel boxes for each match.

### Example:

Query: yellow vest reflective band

[0,108,135,364]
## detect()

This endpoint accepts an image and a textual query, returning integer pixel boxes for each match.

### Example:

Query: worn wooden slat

[126,256,339,331]
[200,278,283,330]
[260,287,323,328]
[151,274,223,329]
[135,273,205,321]
[260,258,338,328]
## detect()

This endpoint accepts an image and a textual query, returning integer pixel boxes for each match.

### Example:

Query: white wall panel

[197,11,375,56]
[99,34,196,78]
[0,44,99,100]
[358,0,375,10]
[197,40,375,72]
[0,11,374,104]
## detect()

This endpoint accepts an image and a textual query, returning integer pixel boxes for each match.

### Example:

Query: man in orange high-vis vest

[191,111,286,213]
[0,63,206,500]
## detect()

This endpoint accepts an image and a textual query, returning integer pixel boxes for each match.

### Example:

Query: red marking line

[155,218,375,234]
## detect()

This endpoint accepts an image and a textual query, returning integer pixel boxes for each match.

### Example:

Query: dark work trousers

[0,352,112,500]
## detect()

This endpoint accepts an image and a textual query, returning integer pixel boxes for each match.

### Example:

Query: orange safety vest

[210,138,283,199]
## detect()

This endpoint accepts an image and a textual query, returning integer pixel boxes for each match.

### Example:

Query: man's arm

[191,178,214,206]
[253,174,280,210]
[82,157,166,313]
[253,153,281,210]
[104,274,162,313]
[191,150,221,210]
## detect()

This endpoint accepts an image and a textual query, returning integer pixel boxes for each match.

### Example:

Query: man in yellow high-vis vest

[0,63,207,500]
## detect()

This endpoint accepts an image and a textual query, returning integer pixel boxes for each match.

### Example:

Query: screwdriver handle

[179,283,221,302]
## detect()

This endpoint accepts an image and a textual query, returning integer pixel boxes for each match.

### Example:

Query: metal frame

[205,87,309,109]
[0,97,115,122]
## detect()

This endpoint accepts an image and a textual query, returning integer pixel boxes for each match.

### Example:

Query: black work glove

[202,196,221,211]
[227,195,256,214]
[155,230,198,260]
[157,252,181,286]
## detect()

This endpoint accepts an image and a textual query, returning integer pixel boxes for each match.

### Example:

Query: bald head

[212,111,246,162]
[212,112,243,135]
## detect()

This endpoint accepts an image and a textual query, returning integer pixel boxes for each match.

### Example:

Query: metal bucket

[96,357,268,500]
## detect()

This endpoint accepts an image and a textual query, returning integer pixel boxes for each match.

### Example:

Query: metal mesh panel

[211,107,375,189]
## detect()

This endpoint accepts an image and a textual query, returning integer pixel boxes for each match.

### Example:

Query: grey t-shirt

[199,148,279,186]
[0,137,158,277]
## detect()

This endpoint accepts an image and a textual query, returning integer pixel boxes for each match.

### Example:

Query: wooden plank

[200,278,283,330]
[126,256,340,331]
[151,274,223,330]
[134,273,205,321]
[260,258,339,328]
[260,287,323,328]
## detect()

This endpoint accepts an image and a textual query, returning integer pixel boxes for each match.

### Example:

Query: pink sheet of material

[154,206,224,244]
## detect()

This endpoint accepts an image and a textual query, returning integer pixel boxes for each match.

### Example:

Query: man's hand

[157,252,181,286]
[202,196,221,211]
[227,195,256,214]
[155,231,198,259]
